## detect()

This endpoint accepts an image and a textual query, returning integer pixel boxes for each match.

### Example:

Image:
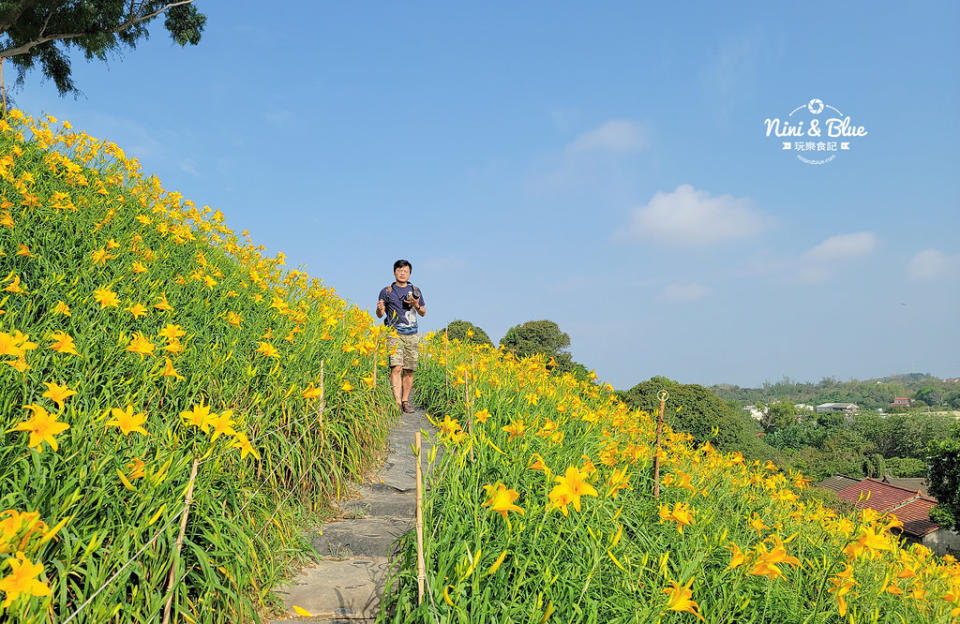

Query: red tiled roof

[836,478,922,512]
[817,475,861,492]
[882,477,929,496]
[890,497,940,537]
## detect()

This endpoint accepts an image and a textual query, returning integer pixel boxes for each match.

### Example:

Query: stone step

[273,620,375,624]
[273,557,387,621]
[272,620,377,624]
[376,459,417,492]
[312,517,413,559]
[338,486,416,519]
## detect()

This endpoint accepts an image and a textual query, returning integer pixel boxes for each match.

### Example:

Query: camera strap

[385,283,420,299]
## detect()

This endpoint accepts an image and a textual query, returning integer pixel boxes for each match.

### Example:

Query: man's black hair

[394,259,412,271]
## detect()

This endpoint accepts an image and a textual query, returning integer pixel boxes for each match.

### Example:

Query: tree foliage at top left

[0,1,206,95]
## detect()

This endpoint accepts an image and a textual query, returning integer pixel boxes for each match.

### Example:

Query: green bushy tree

[499,319,591,381]
[617,376,775,460]
[884,457,928,478]
[761,400,797,434]
[442,319,492,346]
[500,320,570,358]
[928,425,960,530]
[915,386,945,407]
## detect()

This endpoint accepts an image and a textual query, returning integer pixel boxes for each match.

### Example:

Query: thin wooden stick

[319,360,325,450]
[0,59,6,116]
[653,390,668,500]
[443,329,449,398]
[161,456,200,624]
[415,432,426,604]
[466,358,474,462]
[372,335,377,387]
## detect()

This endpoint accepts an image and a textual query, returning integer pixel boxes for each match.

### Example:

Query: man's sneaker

[401,401,415,413]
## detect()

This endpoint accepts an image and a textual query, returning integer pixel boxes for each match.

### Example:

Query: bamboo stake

[653,390,668,500]
[161,456,200,624]
[415,432,426,604]
[443,329,449,398]
[304,358,325,509]
[466,357,474,462]
[318,360,325,450]
[372,336,377,387]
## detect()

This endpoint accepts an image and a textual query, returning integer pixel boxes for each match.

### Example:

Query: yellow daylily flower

[481,482,524,520]
[106,405,148,436]
[661,577,705,621]
[231,432,260,460]
[48,330,80,356]
[548,466,598,516]
[41,382,77,410]
[128,302,148,318]
[0,551,51,608]
[13,404,70,453]
[93,286,119,308]
[181,404,213,433]
[125,332,155,358]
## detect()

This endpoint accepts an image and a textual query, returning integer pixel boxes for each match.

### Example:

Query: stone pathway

[271,404,435,623]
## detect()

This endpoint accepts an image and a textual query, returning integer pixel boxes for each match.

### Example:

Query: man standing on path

[376,259,426,413]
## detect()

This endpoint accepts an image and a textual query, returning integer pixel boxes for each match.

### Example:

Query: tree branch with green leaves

[0,0,206,95]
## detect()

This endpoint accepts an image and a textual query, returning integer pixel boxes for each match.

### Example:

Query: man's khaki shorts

[387,333,419,370]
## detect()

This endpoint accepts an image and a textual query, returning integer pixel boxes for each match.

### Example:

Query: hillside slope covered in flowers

[380,338,960,623]
[0,111,394,623]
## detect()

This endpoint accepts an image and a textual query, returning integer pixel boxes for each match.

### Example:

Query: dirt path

[270,403,435,623]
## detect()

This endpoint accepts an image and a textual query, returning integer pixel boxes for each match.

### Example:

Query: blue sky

[12,1,959,389]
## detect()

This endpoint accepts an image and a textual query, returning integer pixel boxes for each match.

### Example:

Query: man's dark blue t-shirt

[378,283,424,335]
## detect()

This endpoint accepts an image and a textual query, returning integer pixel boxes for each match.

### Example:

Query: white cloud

[797,265,831,284]
[617,184,769,246]
[526,119,650,196]
[566,120,648,154]
[805,232,877,262]
[661,283,712,302]
[792,232,878,283]
[909,249,960,280]
[179,159,199,176]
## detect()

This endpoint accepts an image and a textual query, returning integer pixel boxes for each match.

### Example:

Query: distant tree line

[757,401,955,480]
[710,374,960,411]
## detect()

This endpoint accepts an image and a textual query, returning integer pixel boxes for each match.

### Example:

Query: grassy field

[0,110,394,623]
